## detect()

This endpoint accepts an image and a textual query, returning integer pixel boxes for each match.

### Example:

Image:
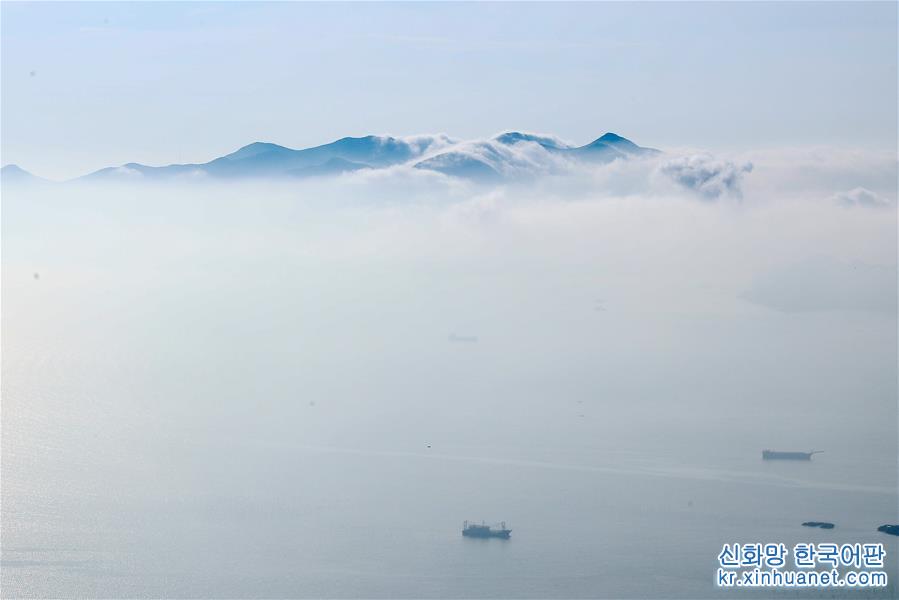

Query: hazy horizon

[4,148,897,596]
[2,2,897,598]
[2,1,897,180]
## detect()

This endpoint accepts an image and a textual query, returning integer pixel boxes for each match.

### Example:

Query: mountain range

[2,131,659,184]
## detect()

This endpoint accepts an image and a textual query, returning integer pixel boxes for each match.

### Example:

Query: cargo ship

[462,521,511,539]
[762,450,822,460]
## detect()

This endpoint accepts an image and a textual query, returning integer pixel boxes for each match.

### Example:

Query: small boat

[762,450,822,460]
[462,520,511,539]
[802,521,835,529]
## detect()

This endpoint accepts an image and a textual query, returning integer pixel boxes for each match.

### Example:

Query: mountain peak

[2,164,29,175]
[580,132,651,156]
[494,132,567,149]
[2,164,43,184]
[597,132,626,143]
[224,141,293,162]
[586,132,635,148]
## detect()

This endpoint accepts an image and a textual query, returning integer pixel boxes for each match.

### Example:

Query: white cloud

[657,154,753,200]
[112,166,144,177]
[735,146,897,203]
[394,133,457,156]
[742,256,896,313]
[833,187,894,208]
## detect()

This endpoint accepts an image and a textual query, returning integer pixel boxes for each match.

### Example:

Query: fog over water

[2,149,897,598]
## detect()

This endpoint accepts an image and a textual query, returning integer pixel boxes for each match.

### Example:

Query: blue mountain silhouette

[3,132,658,183]
[412,132,658,179]
[1,164,47,185]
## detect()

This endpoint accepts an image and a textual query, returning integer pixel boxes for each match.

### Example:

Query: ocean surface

[2,184,897,598]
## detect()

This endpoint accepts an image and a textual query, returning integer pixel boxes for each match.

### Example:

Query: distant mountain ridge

[415,131,659,181]
[1,164,47,185]
[2,131,659,184]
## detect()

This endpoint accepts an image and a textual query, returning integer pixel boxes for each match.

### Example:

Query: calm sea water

[2,186,896,598]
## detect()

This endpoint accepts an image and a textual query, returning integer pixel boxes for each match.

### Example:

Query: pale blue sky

[2,1,896,180]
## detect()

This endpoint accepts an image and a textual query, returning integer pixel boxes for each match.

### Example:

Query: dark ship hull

[762,450,820,460]
[462,521,511,539]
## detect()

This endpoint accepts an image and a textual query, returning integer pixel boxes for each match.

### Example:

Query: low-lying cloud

[657,154,754,200]
[742,256,897,313]
[3,147,895,565]
[5,144,894,320]
[833,186,894,208]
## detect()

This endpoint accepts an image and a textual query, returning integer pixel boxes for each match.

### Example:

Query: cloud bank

[657,154,754,200]
[833,186,894,208]
[742,256,896,313]
[5,143,894,320]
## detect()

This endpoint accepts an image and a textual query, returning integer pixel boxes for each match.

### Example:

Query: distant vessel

[462,521,511,539]
[448,334,479,343]
[762,450,822,460]
[802,521,835,529]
